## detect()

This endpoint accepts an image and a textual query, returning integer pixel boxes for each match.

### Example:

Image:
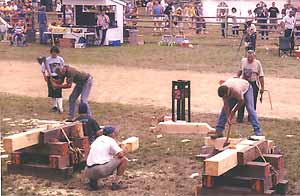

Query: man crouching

[85,126,128,191]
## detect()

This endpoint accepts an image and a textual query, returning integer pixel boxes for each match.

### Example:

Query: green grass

[0,33,299,79]
[1,93,300,195]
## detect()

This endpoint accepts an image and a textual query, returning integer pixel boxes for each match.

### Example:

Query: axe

[260,90,273,110]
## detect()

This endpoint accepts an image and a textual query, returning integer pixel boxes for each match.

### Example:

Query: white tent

[62,0,126,45]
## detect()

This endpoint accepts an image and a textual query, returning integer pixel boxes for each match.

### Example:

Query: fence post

[170,13,174,36]
[225,15,228,38]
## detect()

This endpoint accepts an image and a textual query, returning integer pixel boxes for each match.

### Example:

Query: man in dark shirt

[268,2,279,29]
[38,6,48,44]
[51,65,93,121]
[75,102,102,144]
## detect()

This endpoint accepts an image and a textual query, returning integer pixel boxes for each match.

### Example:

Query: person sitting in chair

[11,20,26,46]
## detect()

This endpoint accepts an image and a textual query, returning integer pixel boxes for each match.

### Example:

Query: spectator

[195,3,202,34]
[281,4,287,17]
[231,7,239,37]
[146,0,153,15]
[56,0,62,19]
[236,50,264,123]
[219,9,226,38]
[164,1,174,28]
[152,0,163,31]
[12,20,26,46]
[75,102,102,144]
[39,46,64,113]
[253,3,263,18]
[38,6,47,44]
[245,24,257,51]
[245,9,255,31]
[268,2,279,29]
[258,7,268,40]
[96,9,110,46]
[286,4,293,16]
[65,6,73,25]
[174,7,183,30]
[283,11,295,51]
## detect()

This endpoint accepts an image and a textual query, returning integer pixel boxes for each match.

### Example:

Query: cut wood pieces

[237,140,268,165]
[122,137,139,152]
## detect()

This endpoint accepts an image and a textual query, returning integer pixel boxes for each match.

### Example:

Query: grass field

[0,34,299,79]
[1,93,299,195]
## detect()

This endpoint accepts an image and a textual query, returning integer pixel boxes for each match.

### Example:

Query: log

[204,137,243,150]
[40,122,83,143]
[237,140,268,165]
[19,142,69,156]
[122,137,139,152]
[204,144,249,176]
[228,161,271,179]
[157,121,215,134]
[3,127,48,153]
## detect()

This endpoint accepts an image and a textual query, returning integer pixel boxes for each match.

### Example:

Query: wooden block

[267,140,274,153]
[163,116,172,122]
[7,162,73,180]
[202,175,214,188]
[204,137,243,150]
[49,155,69,169]
[3,127,48,153]
[204,144,249,176]
[19,142,69,156]
[40,122,83,144]
[238,139,258,145]
[11,152,21,165]
[157,121,215,134]
[237,140,268,165]
[228,161,271,179]
[122,137,139,152]
[275,180,289,195]
[257,154,285,182]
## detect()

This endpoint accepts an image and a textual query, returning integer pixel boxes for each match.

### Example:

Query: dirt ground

[0,60,300,120]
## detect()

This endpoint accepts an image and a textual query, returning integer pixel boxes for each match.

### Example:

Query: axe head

[37,56,46,65]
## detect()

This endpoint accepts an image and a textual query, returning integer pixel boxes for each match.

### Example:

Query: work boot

[210,131,224,139]
[111,182,128,191]
[89,179,99,191]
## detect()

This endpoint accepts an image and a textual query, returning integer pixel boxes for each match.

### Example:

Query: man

[38,6,47,44]
[244,24,257,51]
[96,9,110,46]
[236,50,264,123]
[85,126,128,191]
[211,78,263,138]
[152,0,164,31]
[51,65,93,121]
[283,11,295,51]
[75,102,102,144]
[257,7,268,40]
[40,46,64,113]
[268,2,279,29]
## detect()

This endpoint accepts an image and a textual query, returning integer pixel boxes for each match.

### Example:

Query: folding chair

[278,36,292,57]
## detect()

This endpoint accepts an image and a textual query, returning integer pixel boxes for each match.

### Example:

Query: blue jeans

[39,24,47,44]
[216,85,262,135]
[68,77,93,119]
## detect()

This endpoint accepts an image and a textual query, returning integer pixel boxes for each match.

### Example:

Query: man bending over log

[211,78,263,139]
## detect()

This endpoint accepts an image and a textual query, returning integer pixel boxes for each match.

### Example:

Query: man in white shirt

[283,11,295,50]
[85,126,128,191]
[236,50,264,123]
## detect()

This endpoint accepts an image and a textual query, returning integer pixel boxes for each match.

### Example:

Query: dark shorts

[47,76,62,98]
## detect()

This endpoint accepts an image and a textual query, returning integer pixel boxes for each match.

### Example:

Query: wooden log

[49,155,69,169]
[19,142,69,156]
[227,161,271,179]
[237,140,268,165]
[204,137,243,150]
[204,144,249,176]
[257,154,285,182]
[3,127,48,153]
[40,122,83,144]
[7,162,73,180]
[157,121,215,134]
[122,137,139,152]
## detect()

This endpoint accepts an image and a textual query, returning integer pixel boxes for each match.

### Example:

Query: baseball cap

[103,126,119,136]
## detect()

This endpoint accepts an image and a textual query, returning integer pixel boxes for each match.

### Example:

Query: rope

[254,144,278,175]
[60,128,84,165]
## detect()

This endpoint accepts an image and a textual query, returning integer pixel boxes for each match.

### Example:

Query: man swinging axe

[211,78,263,139]
[51,65,93,122]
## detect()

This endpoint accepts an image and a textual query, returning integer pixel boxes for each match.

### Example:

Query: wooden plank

[204,144,249,176]
[3,127,48,153]
[40,122,83,143]
[7,162,73,180]
[237,140,268,165]
[204,137,243,150]
[227,161,271,179]
[122,137,139,152]
[19,142,69,156]
[157,121,215,134]
[249,136,266,141]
